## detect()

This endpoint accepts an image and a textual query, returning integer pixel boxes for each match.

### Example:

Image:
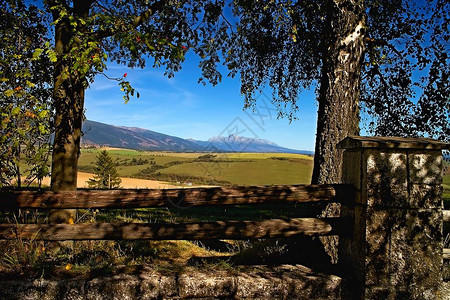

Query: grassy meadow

[78,148,450,191]
[78,148,314,186]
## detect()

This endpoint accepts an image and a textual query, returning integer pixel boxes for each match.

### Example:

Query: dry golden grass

[39,172,180,189]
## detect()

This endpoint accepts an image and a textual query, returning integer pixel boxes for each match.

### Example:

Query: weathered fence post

[338,136,449,299]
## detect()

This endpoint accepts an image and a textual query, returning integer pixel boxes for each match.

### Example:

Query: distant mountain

[81,120,204,152]
[81,120,313,154]
[189,135,314,155]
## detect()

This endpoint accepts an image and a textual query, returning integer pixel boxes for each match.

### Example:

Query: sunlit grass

[158,159,313,185]
[225,152,313,160]
[77,150,314,186]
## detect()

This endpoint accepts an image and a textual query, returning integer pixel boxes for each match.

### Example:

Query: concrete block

[363,209,442,289]
[363,150,408,207]
[236,271,289,299]
[86,274,140,300]
[409,151,443,185]
[178,269,236,298]
[410,184,443,208]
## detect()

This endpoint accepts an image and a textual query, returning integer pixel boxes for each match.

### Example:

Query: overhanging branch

[365,37,403,58]
[92,0,166,40]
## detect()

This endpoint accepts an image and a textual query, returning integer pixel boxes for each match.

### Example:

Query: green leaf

[47,50,57,63]
[38,124,46,134]
[38,110,48,118]
[11,107,21,116]
[4,90,14,97]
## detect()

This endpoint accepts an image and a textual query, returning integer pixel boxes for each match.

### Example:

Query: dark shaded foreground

[0,264,343,300]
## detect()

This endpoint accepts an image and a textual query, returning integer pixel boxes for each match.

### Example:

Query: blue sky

[85,53,319,151]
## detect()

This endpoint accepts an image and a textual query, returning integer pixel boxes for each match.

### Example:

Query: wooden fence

[1,185,448,258]
[0,136,447,299]
[0,184,353,241]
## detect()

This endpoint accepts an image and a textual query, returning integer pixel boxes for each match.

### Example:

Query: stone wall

[0,265,342,300]
[338,136,448,300]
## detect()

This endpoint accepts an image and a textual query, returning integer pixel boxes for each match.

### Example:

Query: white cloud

[88,82,117,91]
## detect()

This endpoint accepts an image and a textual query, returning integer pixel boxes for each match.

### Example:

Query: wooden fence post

[338,136,448,299]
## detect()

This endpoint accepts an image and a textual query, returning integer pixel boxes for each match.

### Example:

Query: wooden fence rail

[0,185,447,260]
[0,184,354,209]
[0,184,354,241]
[0,217,350,241]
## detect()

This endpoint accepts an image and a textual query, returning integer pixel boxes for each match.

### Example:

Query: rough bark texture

[312,0,366,185]
[312,0,366,264]
[49,0,92,223]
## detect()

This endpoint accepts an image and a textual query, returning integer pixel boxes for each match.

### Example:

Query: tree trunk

[312,0,366,263]
[50,79,85,192]
[48,0,91,223]
[312,0,366,185]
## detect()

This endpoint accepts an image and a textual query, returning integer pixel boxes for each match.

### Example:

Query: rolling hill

[81,120,205,152]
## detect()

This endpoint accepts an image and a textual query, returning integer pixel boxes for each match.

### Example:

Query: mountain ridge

[81,120,313,155]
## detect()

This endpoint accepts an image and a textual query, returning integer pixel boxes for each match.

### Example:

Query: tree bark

[312,0,366,185]
[48,0,91,223]
[312,0,366,264]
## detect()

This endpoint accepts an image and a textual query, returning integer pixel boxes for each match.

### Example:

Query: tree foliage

[87,150,121,189]
[39,0,232,191]
[219,0,449,142]
[360,0,449,141]
[43,0,230,101]
[0,1,53,188]
[185,0,450,188]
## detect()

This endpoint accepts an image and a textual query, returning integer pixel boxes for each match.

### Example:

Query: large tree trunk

[49,0,91,223]
[312,0,366,263]
[50,74,85,192]
[312,0,366,185]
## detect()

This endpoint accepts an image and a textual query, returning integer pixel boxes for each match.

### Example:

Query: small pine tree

[87,150,121,189]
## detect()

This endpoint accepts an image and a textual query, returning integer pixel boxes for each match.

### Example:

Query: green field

[158,159,312,185]
[78,149,314,186]
[78,148,450,189]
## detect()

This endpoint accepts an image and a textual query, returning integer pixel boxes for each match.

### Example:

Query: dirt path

[40,172,179,189]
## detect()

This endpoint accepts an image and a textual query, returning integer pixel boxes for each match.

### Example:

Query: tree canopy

[0,1,53,187]
[1,0,448,191]
[222,0,449,138]
[206,0,449,183]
